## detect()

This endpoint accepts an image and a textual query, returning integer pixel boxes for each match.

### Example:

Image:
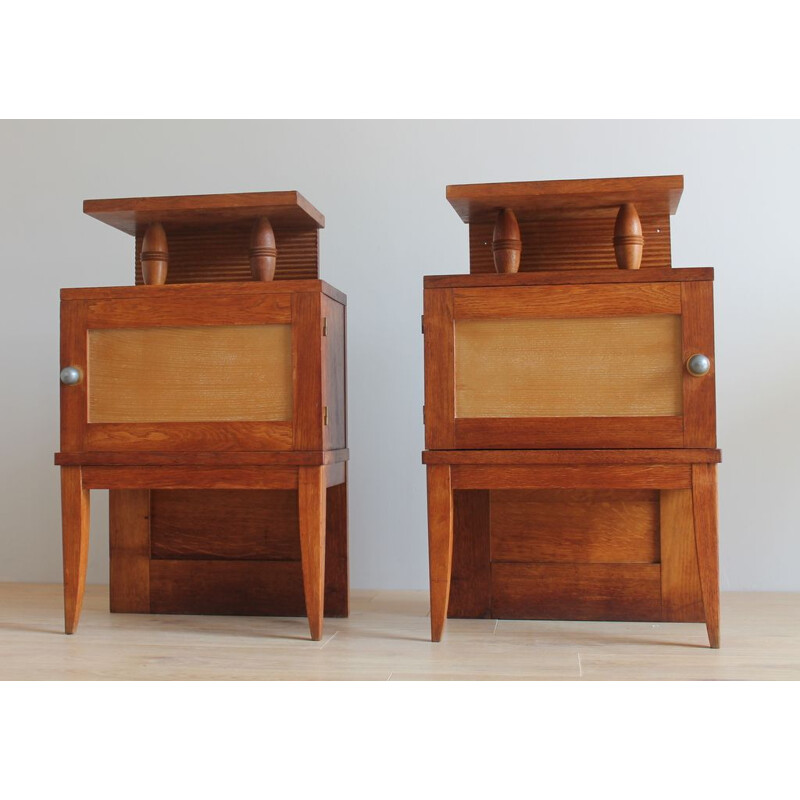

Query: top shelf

[83,190,325,235]
[446,175,684,223]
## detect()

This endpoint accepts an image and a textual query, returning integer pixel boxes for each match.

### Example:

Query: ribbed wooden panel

[469,214,671,273]
[134,225,318,284]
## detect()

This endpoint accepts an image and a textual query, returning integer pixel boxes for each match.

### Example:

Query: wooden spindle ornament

[492,208,522,274]
[140,223,169,285]
[614,203,644,270]
[249,217,278,281]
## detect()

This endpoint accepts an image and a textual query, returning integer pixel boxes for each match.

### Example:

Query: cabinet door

[60,289,324,452]
[424,280,715,449]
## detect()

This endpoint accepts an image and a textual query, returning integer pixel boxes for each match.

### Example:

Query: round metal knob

[60,366,83,386]
[686,354,711,377]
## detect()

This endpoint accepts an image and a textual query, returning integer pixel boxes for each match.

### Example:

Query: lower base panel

[109,481,349,618]
[448,487,705,623]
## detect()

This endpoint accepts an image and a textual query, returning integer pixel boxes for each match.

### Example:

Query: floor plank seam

[318,630,337,650]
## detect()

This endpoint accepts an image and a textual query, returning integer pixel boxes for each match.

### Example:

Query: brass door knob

[60,366,83,385]
[686,354,711,377]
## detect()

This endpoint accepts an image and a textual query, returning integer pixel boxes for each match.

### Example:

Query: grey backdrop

[1,120,797,591]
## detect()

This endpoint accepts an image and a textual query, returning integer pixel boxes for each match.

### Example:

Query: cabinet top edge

[424,267,713,289]
[60,279,346,304]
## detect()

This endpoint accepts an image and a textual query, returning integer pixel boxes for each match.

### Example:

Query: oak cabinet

[56,192,348,641]
[423,176,721,647]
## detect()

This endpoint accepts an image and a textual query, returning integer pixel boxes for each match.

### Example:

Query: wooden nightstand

[56,192,348,640]
[422,176,721,647]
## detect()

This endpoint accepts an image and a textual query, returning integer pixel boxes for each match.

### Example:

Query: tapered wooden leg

[299,466,326,641]
[61,466,90,634]
[692,464,720,648]
[427,464,454,642]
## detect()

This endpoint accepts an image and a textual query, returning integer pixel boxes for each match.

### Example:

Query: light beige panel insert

[455,315,682,418]
[89,325,292,422]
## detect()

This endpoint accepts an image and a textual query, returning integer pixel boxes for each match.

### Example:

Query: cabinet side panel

[322,295,347,451]
[293,292,323,449]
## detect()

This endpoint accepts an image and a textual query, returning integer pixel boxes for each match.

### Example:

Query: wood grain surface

[149,560,306,616]
[425,267,712,289]
[423,288,455,449]
[427,465,454,641]
[455,315,682,418]
[85,190,325,234]
[453,416,684,449]
[109,490,151,613]
[451,464,691,490]
[692,464,720,647]
[299,466,327,640]
[149,489,300,561]
[447,175,684,223]
[88,325,292,423]
[681,281,716,447]
[448,491,491,618]
[423,449,721,465]
[82,465,298,490]
[660,488,704,622]
[453,283,680,318]
[61,467,90,634]
[322,294,347,451]
[57,449,349,466]
[492,563,663,621]
[490,489,659,564]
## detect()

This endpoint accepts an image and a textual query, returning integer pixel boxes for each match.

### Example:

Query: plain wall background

[1,120,798,591]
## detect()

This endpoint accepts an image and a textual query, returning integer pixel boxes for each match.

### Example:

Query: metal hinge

[323,406,329,426]
[322,317,328,336]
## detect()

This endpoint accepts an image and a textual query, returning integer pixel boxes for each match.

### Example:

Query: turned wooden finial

[141,223,169,285]
[614,203,644,270]
[249,217,278,281]
[492,208,522,274]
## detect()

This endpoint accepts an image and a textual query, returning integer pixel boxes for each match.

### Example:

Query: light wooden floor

[1,583,798,680]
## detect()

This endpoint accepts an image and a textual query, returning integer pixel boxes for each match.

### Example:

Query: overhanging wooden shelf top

[83,191,325,235]
[446,175,684,223]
